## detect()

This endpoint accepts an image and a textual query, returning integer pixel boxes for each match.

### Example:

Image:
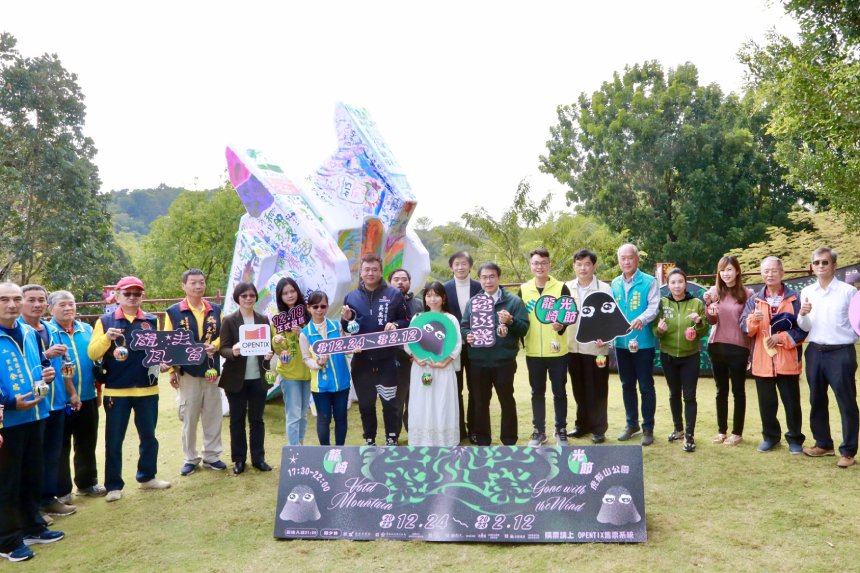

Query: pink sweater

[705,286,754,349]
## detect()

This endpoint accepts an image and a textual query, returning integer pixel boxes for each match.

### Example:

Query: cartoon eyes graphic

[288,493,299,502]
[601,302,617,313]
[302,493,314,502]
[618,494,632,504]
[423,325,434,332]
[434,331,445,341]
[581,306,595,317]
[602,494,616,504]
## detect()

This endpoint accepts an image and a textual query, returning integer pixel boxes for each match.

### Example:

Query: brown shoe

[724,434,743,446]
[838,456,856,468]
[803,446,836,457]
[712,433,727,444]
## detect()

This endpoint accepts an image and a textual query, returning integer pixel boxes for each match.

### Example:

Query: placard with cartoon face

[575,292,631,344]
[407,311,459,362]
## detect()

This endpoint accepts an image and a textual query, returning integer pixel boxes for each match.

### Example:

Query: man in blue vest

[163,269,224,476]
[88,276,171,502]
[0,282,64,563]
[611,244,660,446]
[20,285,74,518]
[47,291,106,502]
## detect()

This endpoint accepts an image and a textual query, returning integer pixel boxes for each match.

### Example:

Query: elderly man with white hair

[740,256,808,454]
[47,291,106,501]
[611,244,661,446]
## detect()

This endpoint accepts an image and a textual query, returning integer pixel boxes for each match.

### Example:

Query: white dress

[406,312,462,446]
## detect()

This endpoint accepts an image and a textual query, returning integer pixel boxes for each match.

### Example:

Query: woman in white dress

[406,282,462,446]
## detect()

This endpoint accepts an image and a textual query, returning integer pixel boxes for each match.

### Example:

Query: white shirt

[797,278,859,345]
[455,277,471,317]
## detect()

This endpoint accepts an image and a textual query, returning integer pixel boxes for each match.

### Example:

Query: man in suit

[444,251,481,443]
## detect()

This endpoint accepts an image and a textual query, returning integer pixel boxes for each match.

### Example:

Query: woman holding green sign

[405,282,462,446]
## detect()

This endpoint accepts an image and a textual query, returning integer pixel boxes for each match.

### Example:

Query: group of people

[1,244,857,563]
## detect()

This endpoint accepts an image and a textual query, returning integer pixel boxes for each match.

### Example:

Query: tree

[741,1,860,222]
[134,184,245,298]
[526,213,624,282]
[435,180,551,284]
[0,32,123,297]
[728,209,860,273]
[540,61,809,274]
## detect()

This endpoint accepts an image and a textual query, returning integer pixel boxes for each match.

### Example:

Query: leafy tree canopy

[741,1,860,223]
[132,183,244,299]
[728,209,860,274]
[0,32,124,298]
[540,60,810,274]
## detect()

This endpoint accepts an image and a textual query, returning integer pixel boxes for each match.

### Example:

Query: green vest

[521,276,567,358]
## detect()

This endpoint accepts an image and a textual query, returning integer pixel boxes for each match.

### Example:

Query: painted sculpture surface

[224,104,430,317]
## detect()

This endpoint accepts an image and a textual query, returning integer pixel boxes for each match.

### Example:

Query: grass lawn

[16,356,860,573]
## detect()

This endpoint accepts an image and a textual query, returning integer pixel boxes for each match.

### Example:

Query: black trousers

[0,419,48,552]
[471,361,518,446]
[708,343,748,436]
[806,345,858,456]
[755,374,805,445]
[226,378,268,464]
[395,351,410,433]
[663,353,700,437]
[58,397,100,496]
[526,355,568,433]
[568,352,609,436]
[352,356,400,441]
[456,350,478,439]
[40,409,65,505]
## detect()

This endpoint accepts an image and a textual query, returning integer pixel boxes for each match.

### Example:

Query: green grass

[17,356,860,573]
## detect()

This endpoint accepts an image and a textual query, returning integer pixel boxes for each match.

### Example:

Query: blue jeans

[104,394,159,491]
[312,389,350,445]
[281,378,311,446]
[615,347,656,432]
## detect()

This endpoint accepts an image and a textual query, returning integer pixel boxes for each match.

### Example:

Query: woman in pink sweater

[704,256,754,446]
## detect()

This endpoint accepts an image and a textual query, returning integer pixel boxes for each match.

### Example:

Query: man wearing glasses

[797,248,859,468]
[461,263,529,446]
[88,276,171,502]
[520,248,570,446]
[740,257,807,454]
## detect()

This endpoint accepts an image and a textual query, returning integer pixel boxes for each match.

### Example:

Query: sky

[3,1,798,226]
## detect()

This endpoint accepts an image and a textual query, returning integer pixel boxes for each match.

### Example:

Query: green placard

[407,311,459,362]
[534,295,579,325]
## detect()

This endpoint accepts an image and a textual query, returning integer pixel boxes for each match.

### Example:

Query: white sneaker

[139,478,171,490]
[105,490,122,502]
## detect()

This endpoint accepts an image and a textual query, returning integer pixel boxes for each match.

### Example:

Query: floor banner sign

[274,445,646,543]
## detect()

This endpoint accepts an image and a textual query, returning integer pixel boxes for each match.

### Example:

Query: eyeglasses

[310,304,328,310]
[530,261,550,267]
[120,291,143,298]
[238,293,257,299]
[812,260,831,267]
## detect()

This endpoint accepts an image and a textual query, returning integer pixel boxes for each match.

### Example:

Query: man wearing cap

[163,269,225,476]
[88,276,170,502]
[0,282,64,563]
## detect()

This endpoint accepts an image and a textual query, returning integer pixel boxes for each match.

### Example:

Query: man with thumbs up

[797,248,859,468]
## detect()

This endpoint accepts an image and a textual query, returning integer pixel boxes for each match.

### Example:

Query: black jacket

[218,310,271,392]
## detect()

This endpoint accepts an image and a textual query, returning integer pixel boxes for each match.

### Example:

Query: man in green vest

[611,244,661,446]
[521,248,571,446]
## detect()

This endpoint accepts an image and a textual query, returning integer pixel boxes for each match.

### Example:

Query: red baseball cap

[115,276,145,291]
